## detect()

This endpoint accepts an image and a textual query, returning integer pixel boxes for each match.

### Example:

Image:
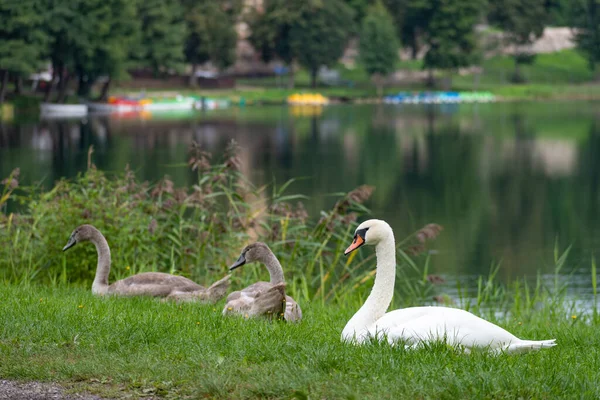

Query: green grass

[0,284,597,399]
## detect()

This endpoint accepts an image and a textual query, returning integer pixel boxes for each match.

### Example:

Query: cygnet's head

[344,219,393,255]
[62,224,97,252]
[230,242,272,270]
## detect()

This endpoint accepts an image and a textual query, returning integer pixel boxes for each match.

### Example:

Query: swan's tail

[205,274,231,302]
[505,339,556,354]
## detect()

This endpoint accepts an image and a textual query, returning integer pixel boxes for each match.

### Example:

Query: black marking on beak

[229,253,247,270]
[344,228,369,256]
[62,236,77,252]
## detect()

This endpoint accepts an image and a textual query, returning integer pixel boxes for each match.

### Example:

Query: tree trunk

[77,74,92,98]
[512,56,524,83]
[0,70,8,104]
[99,77,112,101]
[310,67,317,88]
[426,69,435,88]
[443,70,452,91]
[372,73,384,98]
[287,64,295,89]
[14,75,22,95]
[410,33,419,60]
[44,66,57,102]
[56,64,70,103]
[189,63,198,87]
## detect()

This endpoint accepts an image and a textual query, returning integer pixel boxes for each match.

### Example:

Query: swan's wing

[248,284,286,318]
[222,291,257,315]
[284,296,302,322]
[241,281,271,293]
[226,290,243,303]
[109,272,203,297]
[372,307,519,349]
[116,272,202,288]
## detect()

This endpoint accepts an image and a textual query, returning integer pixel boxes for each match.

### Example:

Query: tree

[182,0,238,87]
[42,0,140,102]
[74,0,140,99]
[423,0,484,86]
[488,0,547,82]
[572,0,600,75]
[289,0,355,87]
[0,0,48,103]
[246,0,297,88]
[359,1,399,96]
[385,0,433,60]
[134,0,186,76]
[544,0,571,26]
[343,0,372,26]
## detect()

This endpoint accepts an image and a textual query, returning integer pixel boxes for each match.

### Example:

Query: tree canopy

[2,0,600,103]
[359,1,399,95]
[0,0,48,101]
[134,0,186,76]
[488,0,547,81]
[423,0,484,72]
[182,0,238,86]
[289,0,355,87]
[572,0,600,73]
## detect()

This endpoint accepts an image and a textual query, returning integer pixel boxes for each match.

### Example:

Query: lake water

[1,102,599,307]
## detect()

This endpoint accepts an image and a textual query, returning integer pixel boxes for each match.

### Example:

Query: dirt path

[0,380,105,400]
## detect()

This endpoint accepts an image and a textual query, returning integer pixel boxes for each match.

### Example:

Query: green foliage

[74,0,140,96]
[181,1,238,72]
[133,0,186,75]
[572,0,600,71]
[488,0,547,45]
[289,0,355,87]
[488,0,547,81]
[343,0,373,25]
[423,0,485,71]
[544,0,572,26]
[385,0,434,59]
[359,1,399,80]
[247,0,295,65]
[0,0,48,76]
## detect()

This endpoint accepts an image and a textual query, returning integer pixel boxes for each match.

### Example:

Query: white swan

[342,219,556,353]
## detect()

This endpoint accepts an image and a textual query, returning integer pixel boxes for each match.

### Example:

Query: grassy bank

[0,285,597,399]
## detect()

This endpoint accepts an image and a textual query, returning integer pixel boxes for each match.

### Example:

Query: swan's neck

[342,235,396,341]
[90,230,111,295]
[263,252,285,284]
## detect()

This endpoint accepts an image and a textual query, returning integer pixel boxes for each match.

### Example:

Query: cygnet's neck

[90,229,111,295]
[261,251,285,284]
[342,234,396,342]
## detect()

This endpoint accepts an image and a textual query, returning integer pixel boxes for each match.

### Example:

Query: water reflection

[1,103,600,301]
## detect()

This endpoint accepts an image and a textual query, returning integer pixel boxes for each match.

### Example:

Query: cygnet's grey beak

[229,253,246,270]
[62,236,77,252]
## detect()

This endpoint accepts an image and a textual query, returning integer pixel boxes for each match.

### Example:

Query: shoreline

[2,84,600,118]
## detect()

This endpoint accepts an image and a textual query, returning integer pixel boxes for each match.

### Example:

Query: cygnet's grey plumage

[223,242,302,322]
[62,224,229,302]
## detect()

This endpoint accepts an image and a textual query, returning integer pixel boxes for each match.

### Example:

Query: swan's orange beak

[344,234,364,255]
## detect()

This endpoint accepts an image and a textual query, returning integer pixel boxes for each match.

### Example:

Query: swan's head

[230,242,272,270]
[62,224,96,251]
[344,219,393,255]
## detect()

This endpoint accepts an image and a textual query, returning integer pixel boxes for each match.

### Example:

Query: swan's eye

[354,227,369,242]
